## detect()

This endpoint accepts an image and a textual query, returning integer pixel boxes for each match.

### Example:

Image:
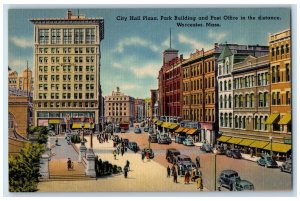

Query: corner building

[30,10,104,133]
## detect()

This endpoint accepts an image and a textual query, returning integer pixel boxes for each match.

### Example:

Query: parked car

[201,143,212,153]
[148,127,154,134]
[234,179,255,191]
[120,128,126,133]
[175,135,186,144]
[183,138,194,146]
[176,155,193,166]
[177,161,196,176]
[257,155,278,168]
[140,122,145,127]
[127,142,139,152]
[158,135,172,144]
[144,127,149,132]
[218,170,241,191]
[149,134,158,143]
[212,145,227,155]
[226,149,242,159]
[142,148,154,159]
[166,148,181,164]
[134,128,142,134]
[280,159,292,173]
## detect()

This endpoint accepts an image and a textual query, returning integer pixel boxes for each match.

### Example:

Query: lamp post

[269,136,273,158]
[78,116,87,163]
[214,153,217,191]
[85,117,96,177]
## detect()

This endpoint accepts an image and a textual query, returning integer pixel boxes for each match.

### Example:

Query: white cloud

[207,30,227,43]
[177,33,212,51]
[113,36,160,53]
[130,62,161,78]
[112,62,122,69]
[10,36,32,48]
[121,83,141,90]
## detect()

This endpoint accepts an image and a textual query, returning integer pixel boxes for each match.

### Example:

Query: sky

[8,7,291,98]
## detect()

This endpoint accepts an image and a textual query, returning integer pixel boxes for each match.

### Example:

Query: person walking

[113,150,117,160]
[117,147,120,155]
[126,160,130,171]
[173,170,178,183]
[121,147,124,156]
[196,176,203,191]
[196,157,200,168]
[191,168,196,182]
[171,164,176,176]
[124,165,129,178]
[184,170,191,184]
[141,151,145,162]
[67,158,72,170]
[167,165,171,177]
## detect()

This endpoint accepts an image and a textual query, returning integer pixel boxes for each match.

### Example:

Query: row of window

[107,97,130,101]
[218,61,231,76]
[165,82,180,92]
[108,107,128,111]
[38,83,95,91]
[183,77,215,92]
[220,114,268,131]
[36,101,97,108]
[183,108,215,122]
[108,112,127,116]
[271,91,291,105]
[38,47,96,54]
[271,64,290,83]
[38,92,95,100]
[39,28,95,45]
[38,56,95,64]
[38,74,95,82]
[39,65,95,73]
[182,60,215,78]
[271,44,290,57]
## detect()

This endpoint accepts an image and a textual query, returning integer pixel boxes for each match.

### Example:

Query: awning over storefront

[264,113,280,124]
[156,121,163,126]
[263,143,292,153]
[49,119,60,124]
[217,136,231,142]
[249,140,269,149]
[161,122,171,128]
[152,118,158,123]
[175,127,184,133]
[182,128,190,133]
[168,123,179,130]
[239,139,255,146]
[72,123,90,129]
[278,114,291,125]
[227,137,243,145]
[187,128,197,135]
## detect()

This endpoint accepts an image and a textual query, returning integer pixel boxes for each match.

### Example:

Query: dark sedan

[257,155,278,168]
[127,142,139,152]
[134,128,142,134]
[158,135,172,144]
[201,143,212,153]
[226,149,242,159]
[149,135,158,143]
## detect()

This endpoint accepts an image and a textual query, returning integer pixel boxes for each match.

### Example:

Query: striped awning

[249,140,269,149]
[182,128,191,133]
[264,113,280,124]
[175,127,184,133]
[72,123,90,129]
[263,143,292,153]
[168,123,179,130]
[187,128,197,135]
[161,122,171,128]
[217,136,232,142]
[156,121,163,126]
[278,114,291,125]
[152,118,158,123]
[227,137,243,145]
[239,139,255,146]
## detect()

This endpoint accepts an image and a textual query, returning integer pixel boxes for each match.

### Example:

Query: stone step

[47,174,95,181]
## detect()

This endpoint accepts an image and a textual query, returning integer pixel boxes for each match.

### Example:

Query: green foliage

[9,143,45,192]
[95,156,122,177]
[71,135,81,143]
[28,126,37,134]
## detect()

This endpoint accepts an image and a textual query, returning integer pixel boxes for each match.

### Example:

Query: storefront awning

[227,137,243,145]
[278,114,291,125]
[161,122,170,128]
[49,119,60,124]
[182,128,191,133]
[72,123,90,129]
[264,113,280,124]
[156,121,163,126]
[187,128,197,135]
[152,118,158,123]
[217,136,231,142]
[168,123,179,130]
[249,140,269,149]
[263,143,292,153]
[239,139,255,146]
[175,127,184,133]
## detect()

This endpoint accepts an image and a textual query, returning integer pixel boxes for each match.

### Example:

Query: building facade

[30,10,104,133]
[150,89,159,118]
[104,87,135,124]
[266,29,291,143]
[9,68,34,92]
[134,98,145,122]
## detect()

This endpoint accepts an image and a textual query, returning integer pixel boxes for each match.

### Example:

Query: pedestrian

[167,165,171,177]
[196,176,203,191]
[113,150,117,160]
[126,160,130,171]
[105,134,108,142]
[146,151,150,161]
[121,147,124,156]
[173,169,178,183]
[141,151,145,162]
[117,147,120,155]
[55,137,59,146]
[67,158,72,170]
[124,165,129,178]
[250,149,254,158]
[191,169,196,182]
[184,170,191,184]
[196,157,200,168]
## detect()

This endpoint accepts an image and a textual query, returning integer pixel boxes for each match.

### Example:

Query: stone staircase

[48,174,95,181]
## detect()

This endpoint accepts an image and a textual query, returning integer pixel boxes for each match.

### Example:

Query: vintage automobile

[175,135,186,144]
[134,128,142,134]
[158,135,172,144]
[142,148,154,159]
[226,149,242,159]
[148,127,154,134]
[183,138,194,146]
[234,179,255,191]
[257,155,278,168]
[166,148,181,164]
[218,170,241,191]
[176,154,193,166]
[149,134,158,143]
[127,142,139,152]
[280,159,292,173]
[144,127,149,132]
[177,161,196,176]
[120,128,126,133]
[212,145,227,155]
[201,143,212,153]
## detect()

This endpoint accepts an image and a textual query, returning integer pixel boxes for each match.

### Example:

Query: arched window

[224,95,227,108]
[245,94,249,108]
[225,113,228,127]
[259,92,263,107]
[235,116,238,128]
[220,113,224,127]
[264,92,268,107]
[272,92,276,105]
[239,95,243,107]
[264,116,268,130]
[224,80,227,91]
[229,95,232,108]
[229,113,233,128]
[234,95,238,108]
[226,61,229,74]
[228,80,232,90]
[260,116,263,131]
[220,81,223,91]
[250,94,255,107]
[243,116,246,129]
[239,116,242,128]
[220,95,223,108]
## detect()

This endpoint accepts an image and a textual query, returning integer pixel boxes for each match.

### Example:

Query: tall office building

[30,10,104,133]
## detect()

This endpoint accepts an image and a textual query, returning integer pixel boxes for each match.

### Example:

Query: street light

[80,116,85,144]
[89,117,94,149]
[269,136,273,158]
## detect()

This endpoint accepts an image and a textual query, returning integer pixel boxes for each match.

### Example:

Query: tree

[9,143,45,192]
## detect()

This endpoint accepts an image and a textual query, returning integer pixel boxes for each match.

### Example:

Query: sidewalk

[241,153,283,166]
